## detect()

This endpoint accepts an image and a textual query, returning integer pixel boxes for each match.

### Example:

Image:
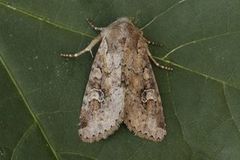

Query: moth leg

[86,18,103,31]
[61,35,102,58]
[144,36,164,48]
[146,40,164,48]
[147,40,171,56]
[147,49,173,70]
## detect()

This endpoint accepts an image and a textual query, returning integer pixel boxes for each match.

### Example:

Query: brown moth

[61,17,172,143]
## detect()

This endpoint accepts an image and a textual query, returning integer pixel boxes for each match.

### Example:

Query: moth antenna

[147,49,173,70]
[86,18,103,31]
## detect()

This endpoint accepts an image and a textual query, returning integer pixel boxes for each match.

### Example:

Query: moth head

[117,17,131,22]
[113,17,133,25]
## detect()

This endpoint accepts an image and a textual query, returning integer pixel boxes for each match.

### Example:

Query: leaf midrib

[0,54,61,160]
[0,1,94,38]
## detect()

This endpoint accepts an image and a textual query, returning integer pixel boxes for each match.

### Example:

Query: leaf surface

[1,0,240,159]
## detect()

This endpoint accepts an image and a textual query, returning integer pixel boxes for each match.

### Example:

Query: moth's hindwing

[79,37,125,143]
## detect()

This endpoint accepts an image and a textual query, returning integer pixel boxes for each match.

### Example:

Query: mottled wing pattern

[78,18,166,143]
[79,35,125,143]
[123,25,167,141]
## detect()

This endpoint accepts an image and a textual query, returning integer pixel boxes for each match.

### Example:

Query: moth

[61,17,172,143]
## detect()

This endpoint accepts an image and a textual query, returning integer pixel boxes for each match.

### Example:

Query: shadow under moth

[61,17,172,143]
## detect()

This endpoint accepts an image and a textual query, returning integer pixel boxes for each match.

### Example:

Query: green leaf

[1,0,240,159]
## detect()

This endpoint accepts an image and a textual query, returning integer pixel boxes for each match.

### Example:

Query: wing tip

[136,128,167,142]
[79,125,118,143]
[79,116,123,143]
[124,120,167,142]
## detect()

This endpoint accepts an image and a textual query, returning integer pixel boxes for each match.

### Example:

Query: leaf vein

[0,54,61,160]
[162,30,240,59]
[141,0,187,30]
[59,151,96,160]
[11,123,36,160]
[0,1,93,38]
[156,58,240,91]
[166,72,193,157]
[37,109,78,117]
[222,84,240,134]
